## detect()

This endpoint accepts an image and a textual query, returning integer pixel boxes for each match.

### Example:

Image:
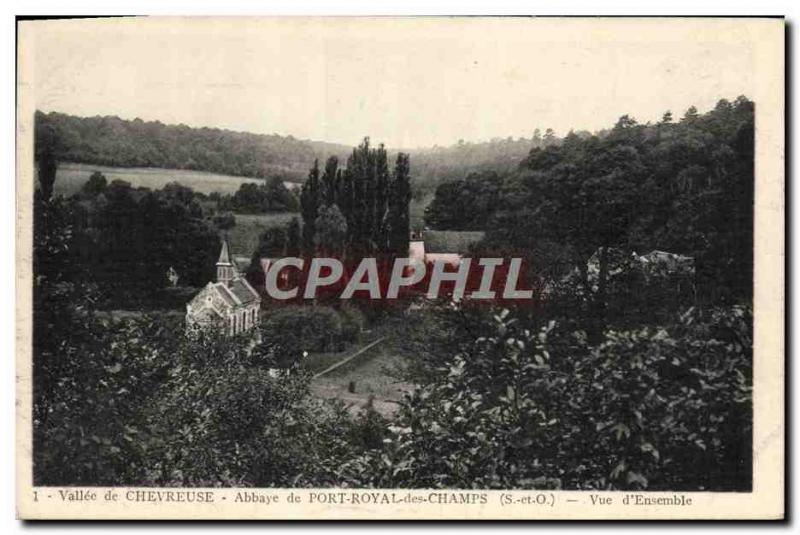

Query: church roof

[228,277,260,305]
[213,283,238,307]
[188,278,259,314]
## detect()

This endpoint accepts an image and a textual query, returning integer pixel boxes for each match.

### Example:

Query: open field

[226,212,299,258]
[51,162,303,197]
[53,162,264,197]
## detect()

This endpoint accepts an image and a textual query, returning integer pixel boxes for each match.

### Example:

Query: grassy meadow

[225,212,299,258]
[53,162,266,197]
[51,162,296,197]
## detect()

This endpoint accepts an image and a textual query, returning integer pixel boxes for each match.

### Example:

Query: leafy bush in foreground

[263,304,363,354]
[368,305,751,491]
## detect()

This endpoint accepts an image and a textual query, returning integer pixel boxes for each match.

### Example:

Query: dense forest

[427,97,754,307]
[32,98,753,491]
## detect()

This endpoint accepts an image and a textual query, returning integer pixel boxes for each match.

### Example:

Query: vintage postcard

[16,16,784,520]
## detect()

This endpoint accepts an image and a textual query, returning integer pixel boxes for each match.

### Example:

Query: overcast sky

[27,17,760,149]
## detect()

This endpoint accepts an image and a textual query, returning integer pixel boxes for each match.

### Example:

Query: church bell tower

[216,239,236,286]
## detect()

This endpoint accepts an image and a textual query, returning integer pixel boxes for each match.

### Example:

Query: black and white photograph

[14,15,784,520]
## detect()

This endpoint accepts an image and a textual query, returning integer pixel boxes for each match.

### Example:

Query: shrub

[369,305,752,491]
[34,300,376,487]
[339,304,365,344]
[136,324,371,487]
[553,305,752,491]
[263,305,344,354]
[33,310,179,486]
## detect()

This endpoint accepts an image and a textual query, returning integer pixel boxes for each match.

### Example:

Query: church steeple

[216,239,235,286]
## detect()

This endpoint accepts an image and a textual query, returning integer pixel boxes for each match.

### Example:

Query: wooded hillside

[35,111,562,190]
[35,111,351,183]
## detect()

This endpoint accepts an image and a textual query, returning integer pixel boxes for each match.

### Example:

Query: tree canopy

[426,97,754,309]
[300,138,412,258]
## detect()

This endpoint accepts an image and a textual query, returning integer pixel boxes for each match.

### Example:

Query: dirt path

[312,337,386,379]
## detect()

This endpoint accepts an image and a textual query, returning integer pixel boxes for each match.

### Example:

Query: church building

[185,240,261,336]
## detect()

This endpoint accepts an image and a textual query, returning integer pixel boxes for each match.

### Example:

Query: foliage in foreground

[32,307,381,487]
[32,260,752,490]
[372,304,752,491]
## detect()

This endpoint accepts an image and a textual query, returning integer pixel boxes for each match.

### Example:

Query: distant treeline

[34,111,350,182]
[35,110,568,192]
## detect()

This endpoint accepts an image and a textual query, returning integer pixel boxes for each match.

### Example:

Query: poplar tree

[300,160,321,254]
[387,152,411,255]
[300,139,411,258]
[373,145,391,252]
[346,138,373,255]
[314,204,348,258]
[321,156,339,207]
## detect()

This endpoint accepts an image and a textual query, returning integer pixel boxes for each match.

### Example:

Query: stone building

[185,240,261,336]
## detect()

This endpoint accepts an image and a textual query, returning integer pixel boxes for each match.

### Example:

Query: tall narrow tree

[314,204,348,259]
[300,160,321,254]
[302,139,412,259]
[347,138,373,255]
[373,144,391,252]
[388,152,411,255]
[321,156,339,207]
